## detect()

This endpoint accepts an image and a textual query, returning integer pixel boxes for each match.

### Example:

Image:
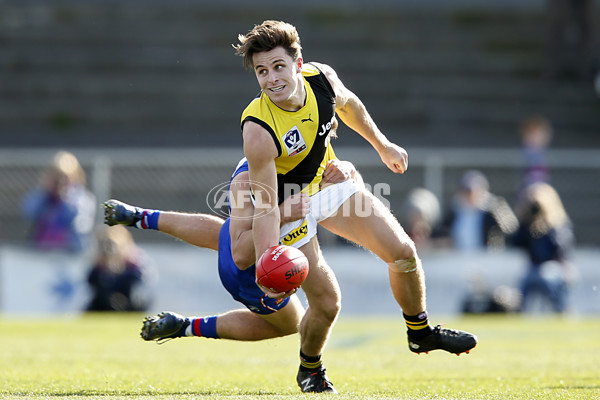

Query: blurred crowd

[400,115,577,315]
[19,150,156,313]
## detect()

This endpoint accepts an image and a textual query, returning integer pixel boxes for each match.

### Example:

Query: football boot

[296,366,338,394]
[103,199,143,227]
[141,311,189,342]
[408,325,477,355]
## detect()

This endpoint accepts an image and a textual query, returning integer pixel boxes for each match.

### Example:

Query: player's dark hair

[234,20,302,70]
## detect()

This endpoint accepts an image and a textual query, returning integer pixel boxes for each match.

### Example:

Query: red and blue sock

[134,209,160,230]
[185,316,219,339]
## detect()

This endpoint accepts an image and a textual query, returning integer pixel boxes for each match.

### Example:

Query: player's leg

[103,199,223,250]
[141,294,303,342]
[298,236,341,356]
[320,189,477,355]
[215,295,304,340]
[277,216,341,358]
[319,189,425,314]
[294,236,340,393]
[157,212,223,250]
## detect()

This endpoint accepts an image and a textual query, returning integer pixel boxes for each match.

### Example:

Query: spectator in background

[440,171,521,315]
[400,187,441,251]
[511,182,576,313]
[21,150,96,253]
[86,225,155,312]
[441,170,518,251]
[519,115,553,193]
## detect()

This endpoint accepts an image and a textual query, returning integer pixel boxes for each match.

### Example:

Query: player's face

[253,47,303,111]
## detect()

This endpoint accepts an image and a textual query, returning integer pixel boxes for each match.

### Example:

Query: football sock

[185,316,219,339]
[135,209,160,230]
[299,350,322,371]
[404,311,434,339]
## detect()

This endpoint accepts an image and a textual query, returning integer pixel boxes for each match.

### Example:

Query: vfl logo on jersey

[281,220,309,246]
[283,126,307,156]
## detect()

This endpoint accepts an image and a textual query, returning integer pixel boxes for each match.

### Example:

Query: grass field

[0,313,598,399]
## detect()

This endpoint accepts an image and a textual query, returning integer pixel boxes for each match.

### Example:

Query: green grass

[1,314,599,399]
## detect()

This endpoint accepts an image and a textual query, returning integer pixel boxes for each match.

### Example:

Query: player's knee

[328,299,342,322]
[388,256,420,273]
[382,240,417,265]
[315,296,341,324]
[387,244,421,274]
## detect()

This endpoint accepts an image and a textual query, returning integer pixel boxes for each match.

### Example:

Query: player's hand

[256,281,298,299]
[279,192,309,224]
[321,159,355,188]
[378,143,408,174]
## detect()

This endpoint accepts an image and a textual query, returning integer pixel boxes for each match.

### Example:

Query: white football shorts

[279,179,361,249]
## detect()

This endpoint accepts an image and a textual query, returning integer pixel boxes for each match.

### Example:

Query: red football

[256,245,309,293]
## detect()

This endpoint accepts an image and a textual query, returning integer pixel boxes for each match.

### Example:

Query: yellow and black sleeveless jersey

[241,63,337,203]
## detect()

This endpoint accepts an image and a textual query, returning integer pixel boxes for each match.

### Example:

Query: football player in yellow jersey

[235,20,477,393]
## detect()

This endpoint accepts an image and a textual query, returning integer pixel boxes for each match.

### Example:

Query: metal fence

[1,147,599,245]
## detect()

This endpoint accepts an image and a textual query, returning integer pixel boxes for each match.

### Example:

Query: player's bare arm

[312,62,408,174]
[228,171,257,269]
[229,171,310,270]
[242,121,281,262]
